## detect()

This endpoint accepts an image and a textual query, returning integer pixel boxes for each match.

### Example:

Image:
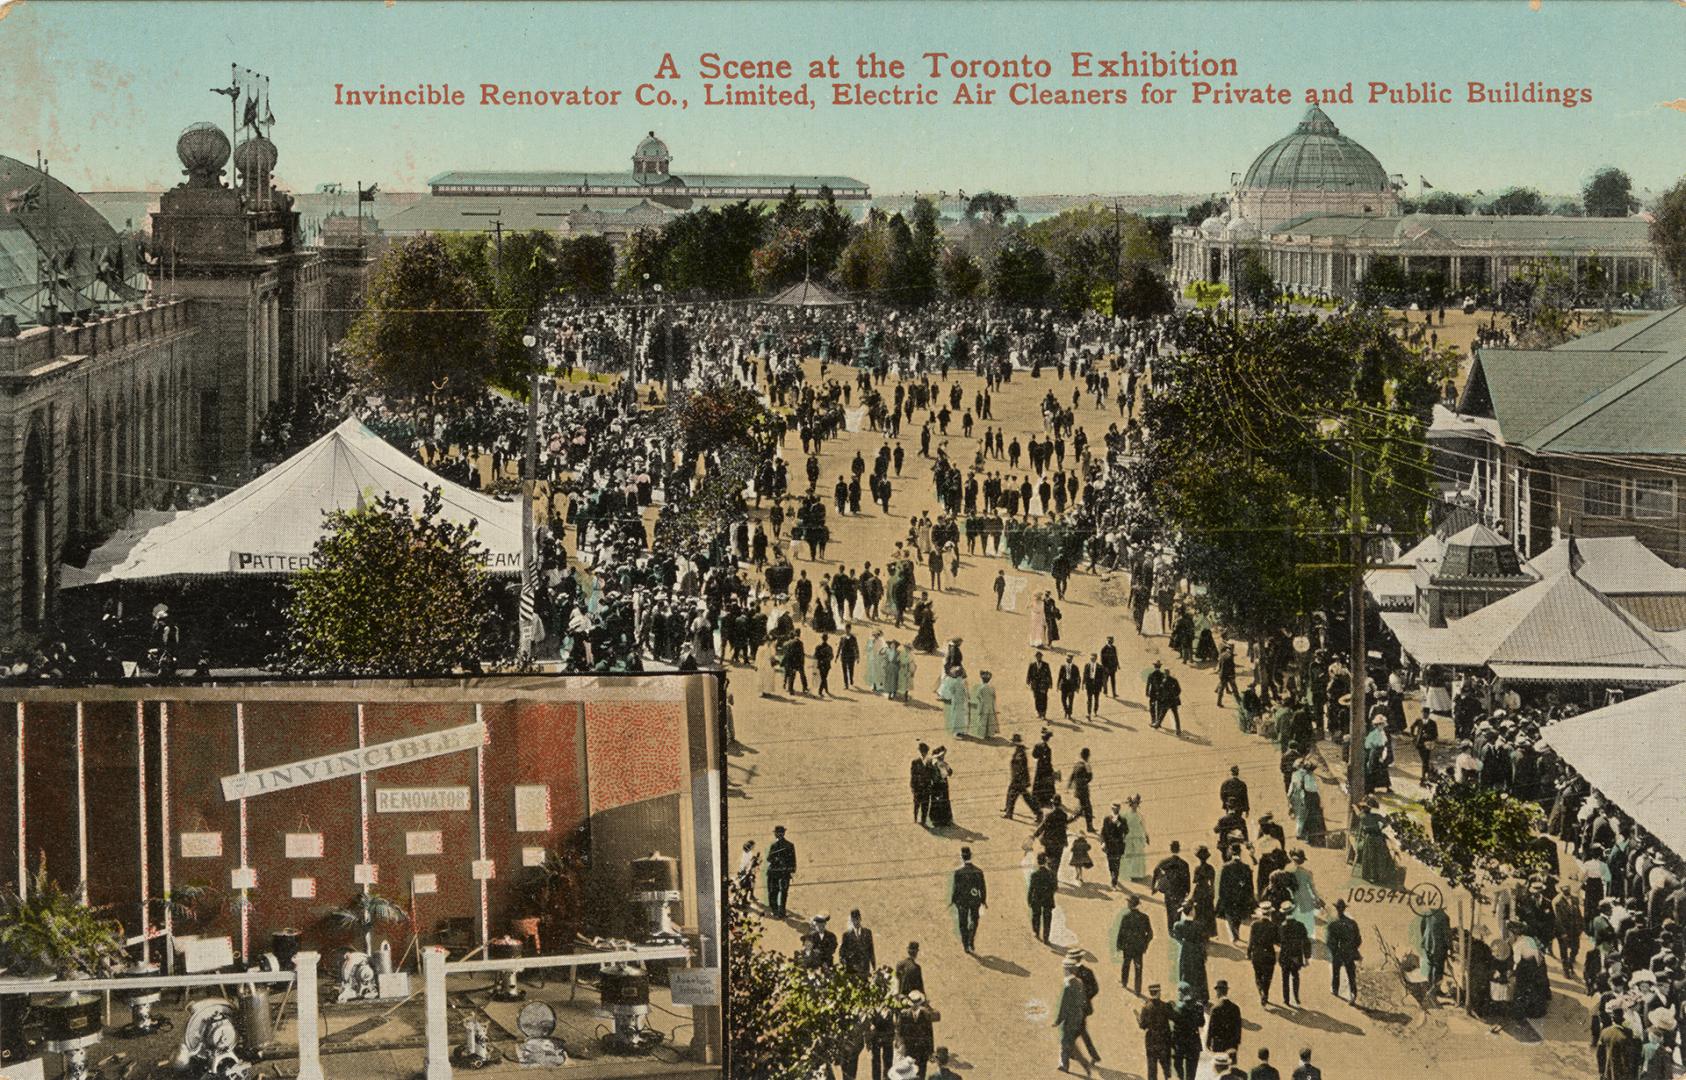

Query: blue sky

[2,0,1682,197]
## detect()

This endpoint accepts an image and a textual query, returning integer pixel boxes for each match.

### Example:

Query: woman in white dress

[1029,591,1049,648]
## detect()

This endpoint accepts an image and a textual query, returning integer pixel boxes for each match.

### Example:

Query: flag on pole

[242,95,259,130]
[4,182,42,213]
[359,183,379,202]
[1419,176,1434,189]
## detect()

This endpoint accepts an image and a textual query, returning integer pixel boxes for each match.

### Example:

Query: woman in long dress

[811,580,838,633]
[1029,591,1049,647]
[927,748,954,827]
[1168,909,1209,1002]
[894,643,915,703]
[1287,849,1321,943]
[864,630,884,692]
[878,639,901,699]
[1287,760,1326,843]
[759,645,780,697]
[968,671,999,739]
[1190,847,1218,939]
[1121,795,1149,882]
[1352,797,1401,886]
[1363,715,1394,793]
[938,666,969,736]
[1043,593,1062,646]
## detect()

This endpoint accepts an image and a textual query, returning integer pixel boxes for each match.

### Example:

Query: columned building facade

[1171,106,1668,303]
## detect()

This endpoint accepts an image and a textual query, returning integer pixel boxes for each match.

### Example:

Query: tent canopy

[763,279,852,307]
[1540,683,1686,857]
[1381,569,1686,679]
[62,417,523,585]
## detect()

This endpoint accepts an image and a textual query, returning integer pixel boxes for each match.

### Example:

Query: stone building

[0,120,339,643]
[1170,105,1667,301]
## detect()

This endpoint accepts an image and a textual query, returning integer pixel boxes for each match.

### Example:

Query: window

[1632,478,1677,520]
[1583,477,1623,517]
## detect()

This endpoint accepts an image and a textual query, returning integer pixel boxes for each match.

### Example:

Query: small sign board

[285,833,324,859]
[291,877,316,899]
[377,787,471,814]
[669,968,720,1006]
[412,873,438,895]
[522,846,548,868]
[353,863,379,885]
[406,830,444,856]
[470,858,496,880]
[180,832,223,858]
[230,867,258,890]
[514,785,550,832]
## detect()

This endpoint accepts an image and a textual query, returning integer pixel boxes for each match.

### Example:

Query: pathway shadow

[726,740,758,756]
[974,954,1030,978]
[1207,941,1244,962]
[904,699,941,712]
[1280,1006,1364,1035]
[932,823,990,843]
[1356,1004,1414,1026]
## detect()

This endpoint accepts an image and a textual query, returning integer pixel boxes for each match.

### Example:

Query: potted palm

[323,890,407,958]
[0,856,127,1047]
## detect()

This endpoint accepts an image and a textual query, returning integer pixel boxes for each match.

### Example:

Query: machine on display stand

[41,993,102,1080]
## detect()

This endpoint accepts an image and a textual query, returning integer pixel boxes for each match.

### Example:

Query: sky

[1,0,1682,199]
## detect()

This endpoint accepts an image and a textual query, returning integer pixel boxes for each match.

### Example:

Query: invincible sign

[220,721,485,801]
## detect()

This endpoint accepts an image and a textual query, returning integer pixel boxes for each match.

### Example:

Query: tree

[1582,166,1639,218]
[965,190,1017,224]
[279,486,505,675]
[885,198,940,308]
[674,378,778,459]
[988,236,1055,306]
[1650,176,1686,294]
[837,209,896,296]
[940,247,983,300]
[324,890,409,956]
[1184,196,1228,226]
[1234,246,1277,308]
[1486,187,1548,217]
[750,186,856,294]
[343,235,492,400]
[1129,308,1454,640]
[1414,191,1473,216]
[556,235,616,297]
[1386,783,1551,902]
[726,882,898,1078]
[1115,262,1176,319]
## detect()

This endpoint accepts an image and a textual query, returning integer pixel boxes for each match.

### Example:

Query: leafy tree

[886,198,941,308]
[1184,196,1228,226]
[674,378,778,458]
[726,882,898,1079]
[837,209,896,296]
[1129,309,1453,640]
[323,890,409,956]
[661,201,767,296]
[1650,176,1686,294]
[556,235,616,296]
[279,486,505,675]
[344,235,493,400]
[1582,166,1640,218]
[750,186,856,293]
[617,228,671,294]
[1143,215,1178,265]
[1115,262,1177,319]
[1387,782,1551,901]
[1234,246,1277,309]
[940,247,984,300]
[1485,187,1548,217]
[965,190,1018,224]
[1412,191,1473,216]
[988,236,1055,306]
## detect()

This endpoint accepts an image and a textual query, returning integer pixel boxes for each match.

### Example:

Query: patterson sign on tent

[219,721,487,801]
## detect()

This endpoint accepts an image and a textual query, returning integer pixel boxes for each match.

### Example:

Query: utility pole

[518,329,541,660]
[1346,433,1368,811]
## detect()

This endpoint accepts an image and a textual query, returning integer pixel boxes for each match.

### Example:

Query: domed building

[0,154,147,328]
[1170,105,1665,303]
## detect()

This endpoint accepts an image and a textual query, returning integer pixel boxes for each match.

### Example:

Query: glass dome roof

[1240,106,1391,193]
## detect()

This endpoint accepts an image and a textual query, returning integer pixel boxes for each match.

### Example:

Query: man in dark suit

[1325,900,1363,1004]
[1057,657,1081,720]
[911,743,933,825]
[1100,637,1120,696]
[782,633,808,695]
[1205,979,1242,1061]
[1116,894,1154,994]
[1028,854,1058,944]
[803,913,838,967]
[1026,651,1054,721]
[1291,1048,1322,1080]
[951,847,987,953]
[813,633,835,698]
[1003,733,1034,820]
[1170,984,1206,1080]
[895,941,925,996]
[838,626,859,689]
[840,908,876,978]
[1138,984,1174,1080]
[1152,840,1191,931]
[1146,660,1168,727]
[1083,653,1105,718]
[1101,802,1130,887]
[1220,765,1250,817]
[766,825,797,918]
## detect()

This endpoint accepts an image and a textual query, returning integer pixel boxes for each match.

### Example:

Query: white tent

[1540,683,1686,858]
[61,417,523,585]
